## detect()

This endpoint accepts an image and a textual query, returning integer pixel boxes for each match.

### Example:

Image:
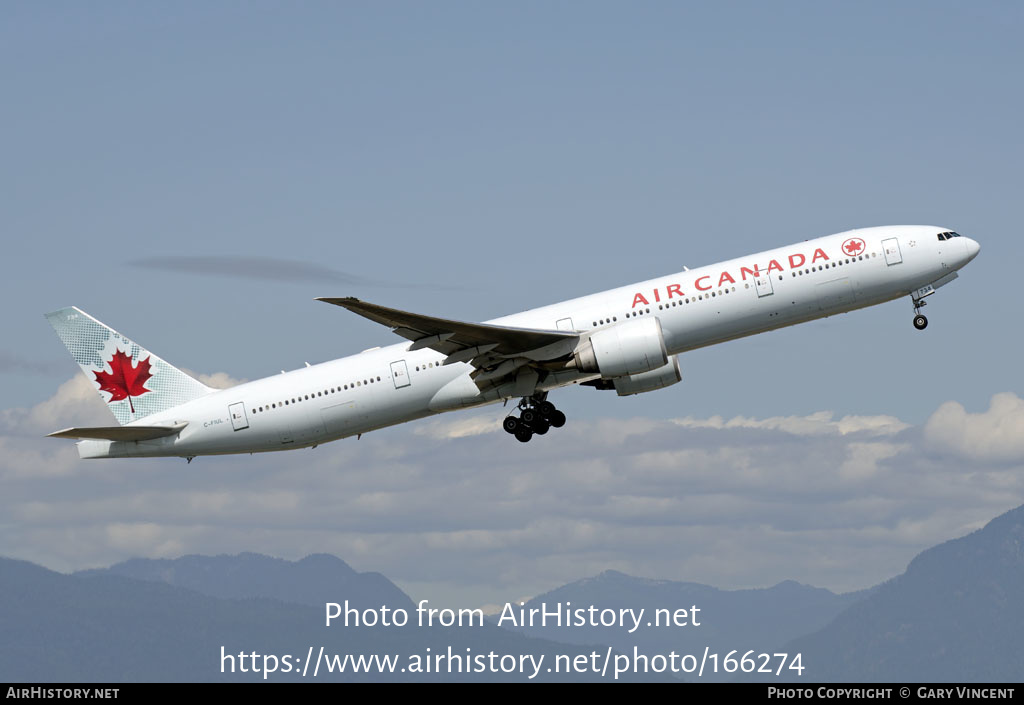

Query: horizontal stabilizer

[47,423,188,442]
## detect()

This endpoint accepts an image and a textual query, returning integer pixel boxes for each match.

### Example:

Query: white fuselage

[79,225,979,458]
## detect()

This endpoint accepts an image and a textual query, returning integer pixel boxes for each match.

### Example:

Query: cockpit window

[937,231,961,241]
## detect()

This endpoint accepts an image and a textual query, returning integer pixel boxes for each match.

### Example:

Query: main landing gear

[502,394,566,443]
[912,296,929,330]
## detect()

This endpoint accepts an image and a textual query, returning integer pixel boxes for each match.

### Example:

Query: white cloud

[671,410,910,436]
[414,414,500,439]
[0,370,246,437]
[923,392,1024,463]
[0,437,81,479]
[1,381,1022,609]
[837,441,908,481]
[105,522,185,557]
[188,370,247,389]
[1,375,112,434]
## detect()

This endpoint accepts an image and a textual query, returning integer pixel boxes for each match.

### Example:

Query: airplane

[45,225,979,459]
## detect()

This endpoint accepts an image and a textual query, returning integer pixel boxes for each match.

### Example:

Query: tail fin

[45,306,213,425]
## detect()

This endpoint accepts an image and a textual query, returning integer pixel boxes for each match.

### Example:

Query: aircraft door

[228,402,249,431]
[882,237,903,265]
[321,400,361,435]
[556,317,574,331]
[390,360,411,389]
[754,272,774,297]
[817,278,854,311]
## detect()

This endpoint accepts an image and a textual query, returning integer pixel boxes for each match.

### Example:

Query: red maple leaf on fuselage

[844,240,864,255]
[94,349,153,414]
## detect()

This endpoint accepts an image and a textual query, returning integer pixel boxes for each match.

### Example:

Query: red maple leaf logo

[843,238,865,256]
[94,349,153,414]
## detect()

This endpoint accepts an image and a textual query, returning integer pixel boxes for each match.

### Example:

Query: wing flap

[316,297,577,359]
[48,423,188,442]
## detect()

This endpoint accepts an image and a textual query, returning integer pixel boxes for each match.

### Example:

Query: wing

[317,297,581,389]
[48,423,188,442]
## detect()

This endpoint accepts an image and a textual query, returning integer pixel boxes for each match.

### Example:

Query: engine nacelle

[613,355,681,396]
[574,317,668,378]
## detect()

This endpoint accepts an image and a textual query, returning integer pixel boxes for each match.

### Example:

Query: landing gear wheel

[913,314,928,330]
[509,394,565,439]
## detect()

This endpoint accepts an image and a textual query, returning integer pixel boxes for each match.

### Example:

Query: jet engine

[612,355,681,396]
[573,317,668,378]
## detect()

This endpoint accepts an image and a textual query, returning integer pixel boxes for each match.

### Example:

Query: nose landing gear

[502,394,567,442]
[912,296,928,330]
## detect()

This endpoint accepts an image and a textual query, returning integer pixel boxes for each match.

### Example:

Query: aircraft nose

[963,237,981,262]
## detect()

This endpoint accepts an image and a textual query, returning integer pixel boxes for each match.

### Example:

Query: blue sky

[4,1,1021,422]
[2,3,1023,605]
